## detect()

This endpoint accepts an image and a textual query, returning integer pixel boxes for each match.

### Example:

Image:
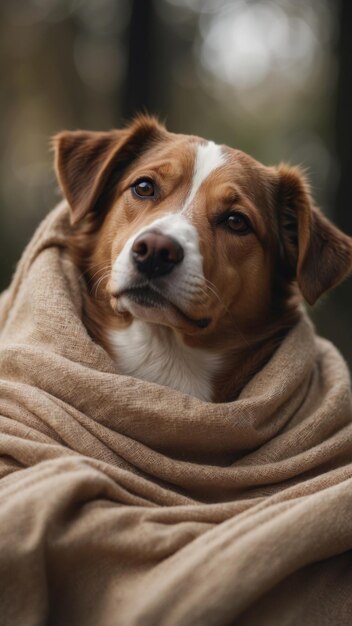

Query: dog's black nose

[131,230,184,278]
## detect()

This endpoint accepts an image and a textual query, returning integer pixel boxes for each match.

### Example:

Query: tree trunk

[122,0,163,120]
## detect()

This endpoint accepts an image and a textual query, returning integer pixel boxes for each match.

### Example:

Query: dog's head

[54,115,352,347]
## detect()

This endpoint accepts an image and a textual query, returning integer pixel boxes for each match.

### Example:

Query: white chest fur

[107,321,221,402]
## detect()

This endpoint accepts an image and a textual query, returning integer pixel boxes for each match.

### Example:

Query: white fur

[181,141,226,216]
[108,321,220,401]
[107,141,227,400]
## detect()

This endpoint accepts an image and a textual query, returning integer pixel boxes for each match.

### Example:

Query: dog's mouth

[113,285,210,330]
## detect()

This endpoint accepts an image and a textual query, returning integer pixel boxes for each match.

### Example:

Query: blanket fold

[1,203,352,625]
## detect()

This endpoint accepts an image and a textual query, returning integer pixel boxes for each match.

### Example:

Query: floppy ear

[277,165,352,305]
[53,115,165,225]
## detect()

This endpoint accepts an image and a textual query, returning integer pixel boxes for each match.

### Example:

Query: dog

[53,115,352,403]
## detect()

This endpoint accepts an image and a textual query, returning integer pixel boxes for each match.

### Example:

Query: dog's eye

[132,179,155,198]
[219,212,252,235]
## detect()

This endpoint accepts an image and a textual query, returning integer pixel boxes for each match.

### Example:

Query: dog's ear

[53,115,166,225]
[276,164,352,305]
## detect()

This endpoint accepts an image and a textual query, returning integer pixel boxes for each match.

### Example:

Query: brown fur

[53,115,352,402]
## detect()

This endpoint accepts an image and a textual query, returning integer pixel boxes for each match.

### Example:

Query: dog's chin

[111,287,211,334]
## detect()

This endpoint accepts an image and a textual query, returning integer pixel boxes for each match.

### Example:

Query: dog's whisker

[186,274,230,314]
[185,275,249,344]
[89,266,112,282]
[93,272,111,298]
[78,262,112,284]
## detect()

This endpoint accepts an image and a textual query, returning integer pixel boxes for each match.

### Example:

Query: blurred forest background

[0,0,351,365]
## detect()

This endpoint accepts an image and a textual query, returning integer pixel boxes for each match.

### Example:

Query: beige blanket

[1,203,352,626]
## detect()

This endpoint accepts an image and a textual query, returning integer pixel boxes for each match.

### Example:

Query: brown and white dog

[54,115,352,403]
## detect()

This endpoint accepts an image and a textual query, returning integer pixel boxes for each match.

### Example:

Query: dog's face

[54,116,352,349]
[94,136,279,340]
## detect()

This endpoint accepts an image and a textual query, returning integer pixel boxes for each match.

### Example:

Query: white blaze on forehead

[182,140,226,216]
